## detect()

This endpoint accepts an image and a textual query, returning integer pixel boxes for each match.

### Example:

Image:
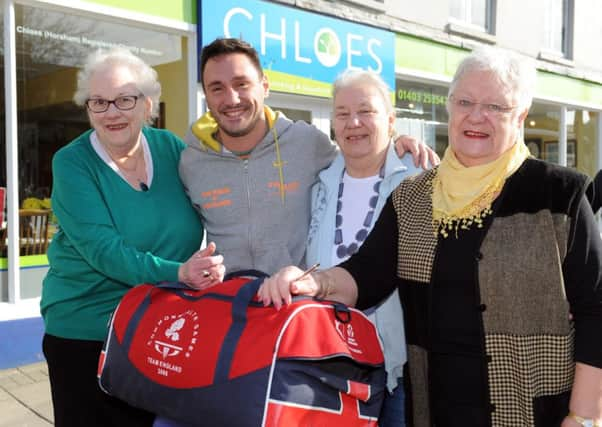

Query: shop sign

[397,89,447,106]
[198,0,395,98]
[14,7,182,68]
[395,80,449,123]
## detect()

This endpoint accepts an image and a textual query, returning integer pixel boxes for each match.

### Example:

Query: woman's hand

[178,241,225,290]
[560,363,602,427]
[393,135,440,169]
[257,266,321,310]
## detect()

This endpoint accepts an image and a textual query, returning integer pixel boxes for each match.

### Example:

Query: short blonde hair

[332,69,394,114]
[73,48,161,124]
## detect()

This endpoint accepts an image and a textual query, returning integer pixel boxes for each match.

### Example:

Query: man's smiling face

[203,53,269,145]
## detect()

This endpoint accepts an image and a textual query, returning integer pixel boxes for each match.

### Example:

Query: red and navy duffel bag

[97,272,386,426]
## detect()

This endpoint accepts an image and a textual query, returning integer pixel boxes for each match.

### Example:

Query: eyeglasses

[449,94,516,116]
[334,109,379,122]
[85,94,144,113]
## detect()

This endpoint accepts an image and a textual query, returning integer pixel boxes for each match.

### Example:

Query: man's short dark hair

[200,38,263,89]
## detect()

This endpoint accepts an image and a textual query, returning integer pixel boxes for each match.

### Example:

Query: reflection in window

[524,104,597,177]
[394,80,449,157]
[525,104,560,163]
[14,4,183,258]
[568,109,598,177]
[449,0,493,32]
[0,6,5,263]
[0,7,5,192]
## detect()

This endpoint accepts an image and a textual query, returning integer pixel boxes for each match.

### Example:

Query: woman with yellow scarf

[258,47,602,427]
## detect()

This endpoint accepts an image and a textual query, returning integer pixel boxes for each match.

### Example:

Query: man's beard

[217,107,263,138]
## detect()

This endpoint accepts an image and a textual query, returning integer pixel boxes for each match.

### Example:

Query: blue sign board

[198,0,395,97]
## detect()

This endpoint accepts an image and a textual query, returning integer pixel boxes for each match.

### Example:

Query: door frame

[267,92,332,136]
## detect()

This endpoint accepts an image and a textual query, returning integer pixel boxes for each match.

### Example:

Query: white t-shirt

[331,171,381,265]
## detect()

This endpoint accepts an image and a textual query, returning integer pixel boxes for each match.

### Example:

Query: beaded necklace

[334,165,385,260]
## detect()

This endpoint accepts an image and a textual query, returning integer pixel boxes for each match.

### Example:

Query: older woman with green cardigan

[42,48,224,427]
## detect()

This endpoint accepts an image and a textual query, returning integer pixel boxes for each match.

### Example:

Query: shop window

[0,7,4,193]
[567,109,598,177]
[0,6,6,273]
[449,0,495,33]
[12,4,184,265]
[525,104,560,162]
[524,104,598,177]
[394,80,449,158]
[541,0,573,60]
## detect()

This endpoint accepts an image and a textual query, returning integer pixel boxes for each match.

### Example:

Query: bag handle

[121,289,153,351]
[152,281,210,301]
[223,269,269,281]
[214,277,264,383]
[155,271,268,293]
[155,281,190,290]
[155,271,268,301]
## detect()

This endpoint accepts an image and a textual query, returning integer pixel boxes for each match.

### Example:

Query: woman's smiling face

[447,69,528,167]
[87,65,150,151]
[332,83,394,164]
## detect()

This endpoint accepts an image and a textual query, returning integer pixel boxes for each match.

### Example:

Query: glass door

[266,92,332,137]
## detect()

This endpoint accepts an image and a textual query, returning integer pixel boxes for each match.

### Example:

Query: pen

[293,263,320,282]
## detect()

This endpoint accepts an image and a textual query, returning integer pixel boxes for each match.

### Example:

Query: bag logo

[146,310,200,377]
[335,320,363,354]
[154,318,186,358]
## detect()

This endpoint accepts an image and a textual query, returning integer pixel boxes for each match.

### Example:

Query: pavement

[0,362,53,426]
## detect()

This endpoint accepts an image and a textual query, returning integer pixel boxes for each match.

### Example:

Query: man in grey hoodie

[179,38,435,274]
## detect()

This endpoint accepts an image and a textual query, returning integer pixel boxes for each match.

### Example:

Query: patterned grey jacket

[343,158,602,426]
[390,159,602,426]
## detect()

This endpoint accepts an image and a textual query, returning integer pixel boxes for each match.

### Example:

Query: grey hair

[73,47,161,124]
[448,47,536,111]
[332,69,394,114]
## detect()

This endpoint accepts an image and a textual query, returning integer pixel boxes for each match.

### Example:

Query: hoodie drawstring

[272,125,286,204]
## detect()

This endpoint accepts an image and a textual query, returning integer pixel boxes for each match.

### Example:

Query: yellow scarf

[432,141,530,237]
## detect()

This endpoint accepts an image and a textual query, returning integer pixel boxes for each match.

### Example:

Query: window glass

[568,109,598,177]
[395,80,449,158]
[450,0,464,20]
[14,4,183,264]
[526,105,597,178]
[0,6,5,209]
[525,104,560,163]
[449,0,490,31]
[0,6,6,296]
[470,0,487,29]
[543,0,570,55]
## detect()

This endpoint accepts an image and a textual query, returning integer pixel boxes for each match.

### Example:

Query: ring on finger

[202,270,211,278]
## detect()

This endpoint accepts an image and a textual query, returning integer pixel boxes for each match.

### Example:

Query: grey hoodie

[179,112,336,274]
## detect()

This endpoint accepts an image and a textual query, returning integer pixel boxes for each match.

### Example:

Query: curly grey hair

[448,47,536,112]
[73,47,161,124]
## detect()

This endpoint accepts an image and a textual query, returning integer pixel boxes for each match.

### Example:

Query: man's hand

[393,135,440,169]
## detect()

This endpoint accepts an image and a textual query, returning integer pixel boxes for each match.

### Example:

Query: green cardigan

[41,127,203,341]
